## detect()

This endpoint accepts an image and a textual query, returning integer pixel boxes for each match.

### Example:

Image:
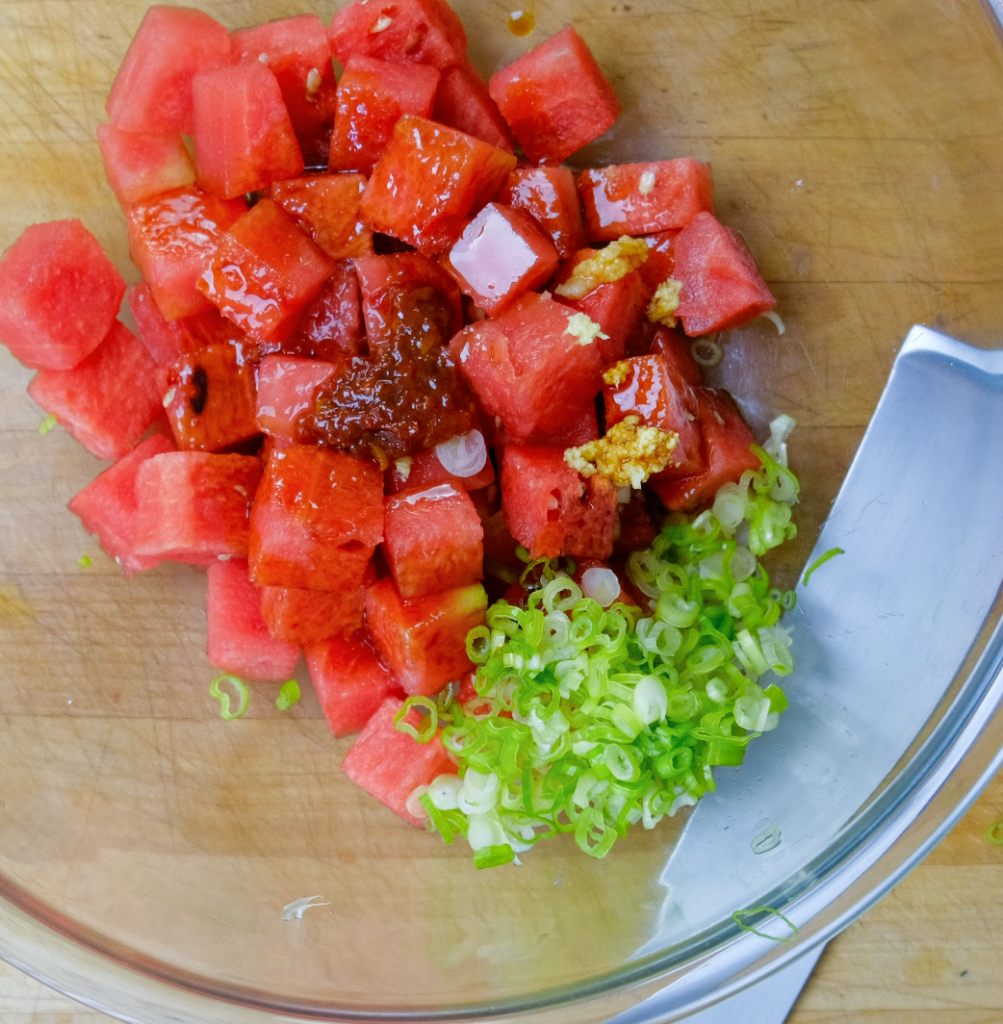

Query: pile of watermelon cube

[0,0,777,831]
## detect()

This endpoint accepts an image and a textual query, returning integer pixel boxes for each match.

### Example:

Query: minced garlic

[602,360,632,388]
[554,236,649,300]
[564,311,609,347]
[565,415,677,490]
[647,278,683,327]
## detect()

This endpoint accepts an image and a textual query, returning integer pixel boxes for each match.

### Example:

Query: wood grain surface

[1,0,1003,1020]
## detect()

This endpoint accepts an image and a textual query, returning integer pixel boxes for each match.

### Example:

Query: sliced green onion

[394,696,438,742]
[38,414,57,435]
[77,555,92,568]
[803,547,845,586]
[210,675,250,720]
[474,844,516,868]
[731,906,798,942]
[275,679,300,711]
[985,821,1003,846]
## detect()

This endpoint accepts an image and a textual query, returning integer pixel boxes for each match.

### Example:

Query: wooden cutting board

[1,0,1003,1019]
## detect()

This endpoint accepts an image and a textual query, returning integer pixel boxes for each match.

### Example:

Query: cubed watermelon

[127,283,189,367]
[28,321,161,462]
[97,124,197,209]
[365,579,487,696]
[286,260,365,361]
[615,493,659,555]
[192,63,305,200]
[329,55,440,175]
[328,0,467,70]
[488,28,620,166]
[0,219,126,371]
[260,574,371,645]
[498,165,586,259]
[163,344,260,452]
[672,212,777,336]
[230,14,338,167]
[360,115,517,255]
[341,696,458,827]
[639,230,678,292]
[648,388,761,512]
[501,445,617,560]
[492,403,600,453]
[134,452,262,563]
[433,60,515,154]
[386,432,494,494]
[305,632,400,737]
[126,186,247,321]
[442,202,559,315]
[198,199,335,344]
[578,160,714,242]
[354,252,463,348]
[255,355,339,440]
[604,354,704,476]
[270,174,374,261]
[179,307,253,353]
[206,559,300,682]
[249,446,384,591]
[383,484,484,599]
[67,433,176,576]
[106,5,232,135]
[449,293,602,442]
[649,325,702,387]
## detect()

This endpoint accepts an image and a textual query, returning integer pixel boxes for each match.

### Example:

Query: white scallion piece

[581,566,621,608]
[436,430,487,478]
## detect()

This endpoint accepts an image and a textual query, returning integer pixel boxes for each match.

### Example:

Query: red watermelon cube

[28,322,161,461]
[255,355,339,440]
[286,261,365,361]
[249,446,384,591]
[639,230,678,292]
[386,431,494,494]
[365,579,487,697]
[648,388,761,512]
[328,0,468,70]
[126,186,247,322]
[270,174,374,261]
[649,326,702,387]
[604,354,704,477]
[442,202,559,315]
[449,293,602,442]
[492,403,600,453]
[672,212,777,336]
[67,433,176,577]
[305,632,400,737]
[501,445,617,560]
[230,14,339,168]
[192,63,305,200]
[260,574,371,645]
[433,60,515,154]
[162,344,260,452]
[578,160,714,242]
[0,219,126,371]
[354,253,463,349]
[340,696,458,827]
[488,28,620,166]
[329,56,440,176]
[360,115,517,255]
[206,559,300,682]
[383,484,484,599]
[498,165,586,259]
[106,5,232,136]
[97,125,197,209]
[198,199,335,344]
[127,283,190,367]
[134,452,263,563]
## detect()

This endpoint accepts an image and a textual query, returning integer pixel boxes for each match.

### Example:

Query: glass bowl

[2,0,1003,1021]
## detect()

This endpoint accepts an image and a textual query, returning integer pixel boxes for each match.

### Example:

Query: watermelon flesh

[260,574,371,645]
[340,696,458,827]
[128,283,189,367]
[28,321,162,462]
[96,124,196,209]
[286,261,365,362]
[433,60,515,154]
[255,355,339,440]
[105,5,232,136]
[67,433,176,576]
[365,579,487,697]
[499,165,587,260]
[305,632,401,738]
[0,219,126,371]
[488,27,620,166]
[649,325,702,387]
[206,560,300,682]
[383,484,484,599]
[270,174,374,261]
[248,446,384,591]
[133,452,263,563]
